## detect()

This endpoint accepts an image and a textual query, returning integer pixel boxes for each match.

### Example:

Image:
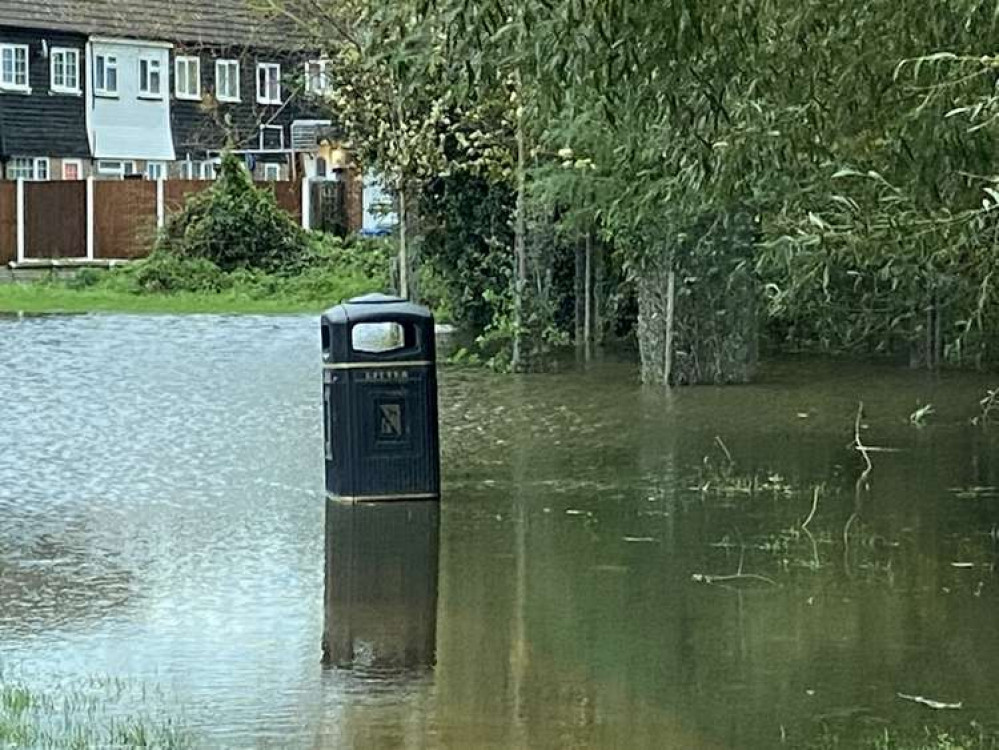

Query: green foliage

[158,153,308,275]
[420,172,513,333]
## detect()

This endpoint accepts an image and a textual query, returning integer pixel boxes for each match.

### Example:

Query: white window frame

[175,55,201,101]
[145,162,166,180]
[215,59,240,103]
[304,59,329,95]
[256,62,281,105]
[138,57,163,98]
[6,157,49,181]
[50,47,80,94]
[259,124,285,151]
[94,53,118,96]
[96,160,136,179]
[263,163,281,181]
[0,44,30,93]
[180,160,195,180]
[62,158,83,180]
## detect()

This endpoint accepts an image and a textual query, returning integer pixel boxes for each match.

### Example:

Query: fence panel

[95,181,157,259]
[0,183,15,265]
[164,180,211,215]
[259,181,301,220]
[25,182,86,259]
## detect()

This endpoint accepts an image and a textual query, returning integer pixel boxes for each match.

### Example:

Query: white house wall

[87,38,175,161]
[362,174,397,235]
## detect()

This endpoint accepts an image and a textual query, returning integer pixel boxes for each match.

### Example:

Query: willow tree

[433,0,999,376]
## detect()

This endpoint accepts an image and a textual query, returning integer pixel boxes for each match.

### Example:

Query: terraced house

[0,0,331,181]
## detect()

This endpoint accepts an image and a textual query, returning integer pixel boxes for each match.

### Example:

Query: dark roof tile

[0,0,313,49]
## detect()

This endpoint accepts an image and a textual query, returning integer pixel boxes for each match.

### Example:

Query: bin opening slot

[321,324,332,359]
[351,322,414,354]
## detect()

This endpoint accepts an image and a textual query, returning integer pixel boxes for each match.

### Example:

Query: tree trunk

[574,241,585,351]
[663,268,676,387]
[512,101,527,371]
[584,232,593,362]
[398,183,409,299]
[594,237,604,347]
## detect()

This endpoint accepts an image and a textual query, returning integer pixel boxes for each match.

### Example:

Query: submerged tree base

[638,211,759,386]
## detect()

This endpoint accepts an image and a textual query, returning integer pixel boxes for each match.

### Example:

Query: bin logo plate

[378,403,403,438]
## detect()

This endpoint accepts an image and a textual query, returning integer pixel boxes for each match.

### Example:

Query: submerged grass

[0,674,192,749]
[805,723,999,749]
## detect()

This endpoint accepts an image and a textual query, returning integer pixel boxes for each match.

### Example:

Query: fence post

[86,176,95,261]
[301,177,312,231]
[15,179,25,263]
[156,178,165,230]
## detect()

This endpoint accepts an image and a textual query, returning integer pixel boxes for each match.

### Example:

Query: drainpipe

[84,41,95,160]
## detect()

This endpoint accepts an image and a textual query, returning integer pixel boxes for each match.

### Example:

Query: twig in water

[854,402,873,477]
[691,572,779,587]
[896,693,963,710]
[714,435,734,465]
[801,486,820,531]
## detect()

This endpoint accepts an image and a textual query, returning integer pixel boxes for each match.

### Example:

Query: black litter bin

[321,293,440,502]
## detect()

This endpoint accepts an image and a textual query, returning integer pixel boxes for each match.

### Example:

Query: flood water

[3,314,999,748]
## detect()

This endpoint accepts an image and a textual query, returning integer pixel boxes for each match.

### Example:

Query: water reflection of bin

[321,293,440,502]
[323,501,440,669]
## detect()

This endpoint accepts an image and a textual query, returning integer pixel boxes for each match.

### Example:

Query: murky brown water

[2,315,999,748]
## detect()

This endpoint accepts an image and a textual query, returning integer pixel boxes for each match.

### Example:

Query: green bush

[111,251,231,294]
[304,234,394,285]
[158,153,308,274]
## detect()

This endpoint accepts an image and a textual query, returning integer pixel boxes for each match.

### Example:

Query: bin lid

[322,292,433,325]
[349,293,404,305]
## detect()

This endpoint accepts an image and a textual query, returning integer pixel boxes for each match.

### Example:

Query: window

[146,162,166,180]
[96,160,136,178]
[6,157,49,181]
[175,56,200,100]
[139,58,162,97]
[263,163,281,181]
[183,160,218,180]
[50,48,80,94]
[259,125,284,151]
[0,45,29,92]
[62,160,82,180]
[304,59,329,95]
[256,62,281,104]
[215,59,239,102]
[95,54,118,95]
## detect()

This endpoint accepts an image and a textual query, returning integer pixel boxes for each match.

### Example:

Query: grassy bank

[0,239,392,316]
[0,276,370,315]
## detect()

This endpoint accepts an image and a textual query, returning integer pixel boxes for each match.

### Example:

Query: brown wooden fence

[0,183,15,265]
[164,180,211,214]
[266,181,302,220]
[95,181,157,259]
[2,178,312,264]
[25,182,86,259]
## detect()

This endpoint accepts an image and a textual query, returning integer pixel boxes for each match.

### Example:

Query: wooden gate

[25,182,86,259]
[310,180,347,235]
[0,183,15,265]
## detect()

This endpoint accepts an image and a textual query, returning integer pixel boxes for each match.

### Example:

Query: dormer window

[304,60,329,94]
[50,48,80,94]
[175,56,201,100]
[215,59,240,102]
[0,44,30,92]
[256,62,281,104]
[139,57,163,98]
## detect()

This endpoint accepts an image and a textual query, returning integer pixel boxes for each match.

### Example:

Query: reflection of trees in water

[0,526,135,635]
